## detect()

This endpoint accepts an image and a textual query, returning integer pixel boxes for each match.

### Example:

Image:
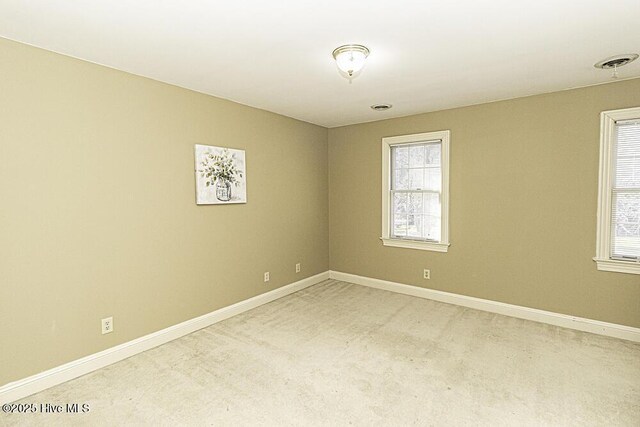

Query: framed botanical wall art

[195,144,247,205]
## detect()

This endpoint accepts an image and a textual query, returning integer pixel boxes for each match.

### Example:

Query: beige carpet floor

[2,279,639,426]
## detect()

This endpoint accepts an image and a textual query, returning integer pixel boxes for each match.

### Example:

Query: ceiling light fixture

[332,44,370,82]
[594,54,638,79]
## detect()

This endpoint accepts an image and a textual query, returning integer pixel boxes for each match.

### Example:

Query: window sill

[381,238,449,252]
[593,258,640,275]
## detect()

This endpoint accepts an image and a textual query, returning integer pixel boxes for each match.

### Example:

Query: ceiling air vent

[594,54,638,69]
[371,104,392,111]
[594,53,638,79]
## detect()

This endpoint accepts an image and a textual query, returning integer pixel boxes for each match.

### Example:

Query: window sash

[609,120,640,261]
[390,195,442,243]
[390,141,442,242]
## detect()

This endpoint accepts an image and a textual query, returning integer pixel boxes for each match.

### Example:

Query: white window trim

[381,130,450,252]
[594,106,640,275]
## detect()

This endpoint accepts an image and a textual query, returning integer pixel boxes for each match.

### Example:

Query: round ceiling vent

[371,104,392,111]
[594,54,639,69]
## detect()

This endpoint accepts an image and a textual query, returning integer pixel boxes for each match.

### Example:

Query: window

[381,130,450,252]
[595,107,640,274]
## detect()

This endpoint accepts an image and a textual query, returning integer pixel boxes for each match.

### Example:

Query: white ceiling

[1,1,639,127]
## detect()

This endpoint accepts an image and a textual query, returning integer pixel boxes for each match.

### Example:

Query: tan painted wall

[329,79,640,328]
[0,38,328,385]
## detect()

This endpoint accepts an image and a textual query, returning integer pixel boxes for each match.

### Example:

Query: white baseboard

[329,271,640,343]
[0,271,330,404]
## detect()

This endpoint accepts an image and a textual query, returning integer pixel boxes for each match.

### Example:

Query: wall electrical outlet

[423,269,431,280]
[264,272,270,282]
[295,263,301,273]
[101,317,113,334]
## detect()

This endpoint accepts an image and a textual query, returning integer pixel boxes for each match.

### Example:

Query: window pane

[423,193,441,216]
[393,146,409,169]
[425,143,441,165]
[393,193,408,214]
[393,214,408,237]
[424,167,442,191]
[616,123,640,156]
[406,215,423,238]
[425,215,441,241]
[614,157,640,189]
[408,168,424,189]
[409,145,426,167]
[393,168,409,190]
[408,193,423,214]
[612,192,640,258]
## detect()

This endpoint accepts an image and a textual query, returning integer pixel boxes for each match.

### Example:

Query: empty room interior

[1,1,640,425]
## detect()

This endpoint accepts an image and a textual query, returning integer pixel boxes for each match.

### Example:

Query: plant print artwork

[195,144,247,204]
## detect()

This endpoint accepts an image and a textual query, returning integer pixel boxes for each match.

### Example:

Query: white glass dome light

[332,44,370,80]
